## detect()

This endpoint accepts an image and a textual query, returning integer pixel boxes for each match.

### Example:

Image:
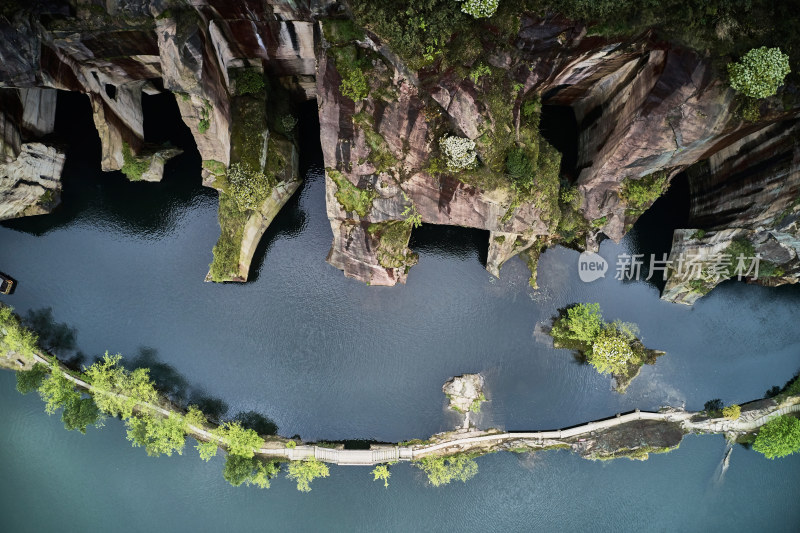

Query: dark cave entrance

[626,172,690,288]
[409,224,490,266]
[141,85,200,167]
[296,99,324,177]
[539,103,580,183]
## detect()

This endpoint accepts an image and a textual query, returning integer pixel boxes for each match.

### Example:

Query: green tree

[84,353,160,420]
[722,404,741,420]
[588,328,638,375]
[184,405,209,430]
[196,440,219,461]
[287,458,330,492]
[506,147,534,189]
[126,414,186,457]
[0,305,39,360]
[619,172,669,212]
[415,454,478,486]
[231,68,265,96]
[372,464,391,487]
[550,303,604,345]
[214,422,264,458]
[223,455,280,489]
[753,415,800,459]
[61,396,101,434]
[728,47,791,99]
[457,0,499,18]
[37,366,101,433]
[16,363,48,394]
[340,68,369,101]
[704,399,724,416]
[38,368,80,415]
[226,163,276,211]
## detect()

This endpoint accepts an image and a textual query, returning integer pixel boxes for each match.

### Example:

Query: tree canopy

[0,304,40,360]
[287,458,330,492]
[126,414,186,457]
[753,415,800,459]
[728,47,791,99]
[223,455,280,489]
[550,303,604,345]
[415,454,478,486]
[372,465,391,488]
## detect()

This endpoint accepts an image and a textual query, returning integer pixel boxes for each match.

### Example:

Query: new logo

[578,252,608,283]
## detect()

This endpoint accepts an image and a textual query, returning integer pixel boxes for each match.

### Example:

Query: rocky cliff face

[0,1,797,299]
[661,119,800,303]
[317,12,798,287]
[0,88,63,220]
[0,0,325,281]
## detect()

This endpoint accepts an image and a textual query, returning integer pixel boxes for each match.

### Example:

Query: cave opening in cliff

[409,224,490,265]
[141,87,200,167]
[6,89,211,236]
[626,172,690,289]
[539,104,579,183]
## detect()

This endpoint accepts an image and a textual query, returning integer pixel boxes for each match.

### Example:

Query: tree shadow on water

[234,410,278,436]
[24,308,77,355]
[16,309,279,435]
[129,347,280,435]
[188,393,230,424]
[130,347,190,406]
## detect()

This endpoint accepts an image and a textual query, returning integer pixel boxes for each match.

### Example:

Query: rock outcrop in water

[442,374,486,414]
[0,1,797,296]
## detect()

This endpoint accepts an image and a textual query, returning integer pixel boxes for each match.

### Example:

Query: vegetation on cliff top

[350,0,800,86]
[549,303,663,391]
[619,171,670,218]
[367,221,419,270]
[728,47,791,99]
[230,68,265,96]
[458,0,500,19]
[209,80,294,282]
[329,169,377,218]
[120,142,149,182]
[352,112,399,173]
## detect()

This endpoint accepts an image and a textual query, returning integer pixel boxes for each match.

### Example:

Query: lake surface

[0,93,798,531]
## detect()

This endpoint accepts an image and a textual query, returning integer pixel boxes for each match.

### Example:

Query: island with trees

[548,303,665,392]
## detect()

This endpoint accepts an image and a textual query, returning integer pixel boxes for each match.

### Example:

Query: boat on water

[0,273,15,295]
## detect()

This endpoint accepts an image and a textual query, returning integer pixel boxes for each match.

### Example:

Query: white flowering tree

[440,135,478,171]
[588,329,637,375]
[728,47,791,99]
[456,0,500,18]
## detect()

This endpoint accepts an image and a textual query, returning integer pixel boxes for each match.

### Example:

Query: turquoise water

[0,93,799,531]
[2,371,799,532]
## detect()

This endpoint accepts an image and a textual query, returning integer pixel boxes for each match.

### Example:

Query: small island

[548,303,664,392]
[443,374,487,416]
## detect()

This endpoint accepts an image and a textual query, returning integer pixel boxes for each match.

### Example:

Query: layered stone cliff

[0,1,797,298]
[316,10,799,288]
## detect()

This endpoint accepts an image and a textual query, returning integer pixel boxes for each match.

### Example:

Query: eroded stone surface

[442,374,486,414]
